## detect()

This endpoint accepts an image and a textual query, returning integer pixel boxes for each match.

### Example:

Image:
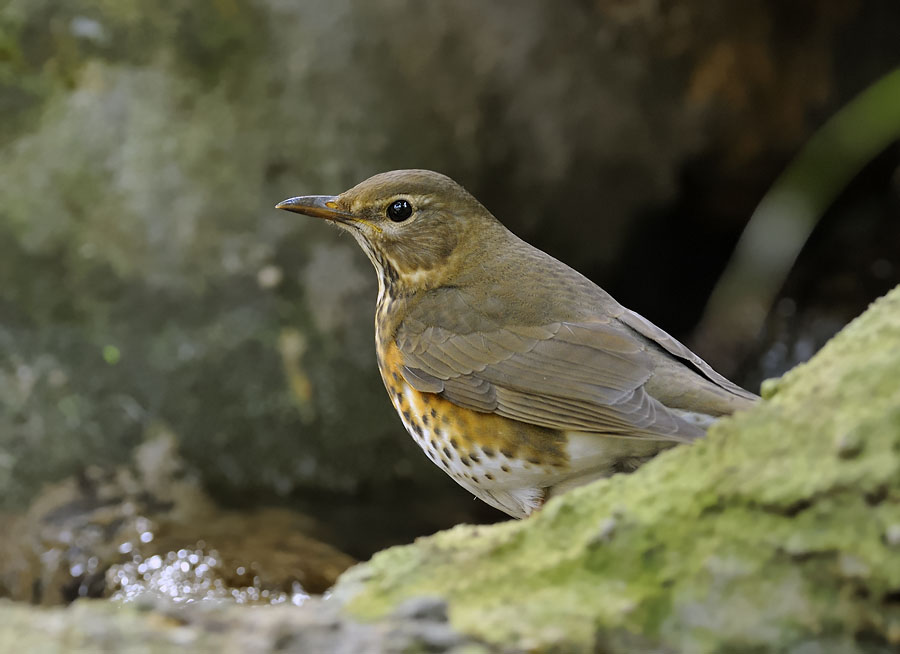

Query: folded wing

[397,318,707,442]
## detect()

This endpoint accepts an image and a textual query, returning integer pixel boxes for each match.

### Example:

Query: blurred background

[1,0,899,604]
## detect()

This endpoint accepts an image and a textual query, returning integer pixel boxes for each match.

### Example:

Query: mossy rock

[335,285,900,653]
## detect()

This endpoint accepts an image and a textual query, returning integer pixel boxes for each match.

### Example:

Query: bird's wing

[618,309,758,402]
[396,317,705,442]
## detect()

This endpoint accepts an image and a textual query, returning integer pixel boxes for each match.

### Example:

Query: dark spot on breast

[402,411,411,422]
[423,395,431,404]
[472,476,480,483]
[412,423,423,436]
[460,456,471,467]
[442,447,452,459]
[500,448,514,458]
[501,465,510,473]
[527,457,540,465]
[485,473,494,481]
[430,408,438,419]
[481,446,495,458]
[449,437,458,449]
[395,391,403,403]
[392,372,400,382]
[469,454,480,464]
[422,414,429,426]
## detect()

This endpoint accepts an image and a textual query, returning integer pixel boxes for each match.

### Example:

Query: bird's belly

[388,378,562,484]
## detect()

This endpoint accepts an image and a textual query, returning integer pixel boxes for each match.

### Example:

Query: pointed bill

[275,195,354,224]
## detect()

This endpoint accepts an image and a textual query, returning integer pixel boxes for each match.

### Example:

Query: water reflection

[109,547,311,606]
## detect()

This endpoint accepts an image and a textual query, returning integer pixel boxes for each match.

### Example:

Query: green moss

[338,286,900,653]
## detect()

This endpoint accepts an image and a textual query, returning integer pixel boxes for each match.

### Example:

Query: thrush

[277,170,757,518]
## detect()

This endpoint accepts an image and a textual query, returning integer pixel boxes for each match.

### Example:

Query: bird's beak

[275,195,354,224]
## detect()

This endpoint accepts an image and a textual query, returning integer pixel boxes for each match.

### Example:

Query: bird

[276,170,757,519]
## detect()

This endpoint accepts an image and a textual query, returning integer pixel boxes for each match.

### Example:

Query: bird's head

[276,169,502,292]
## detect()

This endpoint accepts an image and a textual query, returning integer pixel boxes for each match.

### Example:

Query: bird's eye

[386,199,413,222]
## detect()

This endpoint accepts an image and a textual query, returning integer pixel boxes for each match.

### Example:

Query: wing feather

[399,318,709,442]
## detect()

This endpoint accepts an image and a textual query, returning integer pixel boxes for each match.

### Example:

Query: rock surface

[1,285,898,651]
[0,596,498,654]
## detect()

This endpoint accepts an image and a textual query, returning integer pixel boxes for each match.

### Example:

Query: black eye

[386,199,413,222]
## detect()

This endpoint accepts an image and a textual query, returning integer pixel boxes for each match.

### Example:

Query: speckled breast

[376,340,574,516]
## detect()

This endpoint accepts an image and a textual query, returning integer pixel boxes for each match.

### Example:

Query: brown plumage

[277,170,757,518]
